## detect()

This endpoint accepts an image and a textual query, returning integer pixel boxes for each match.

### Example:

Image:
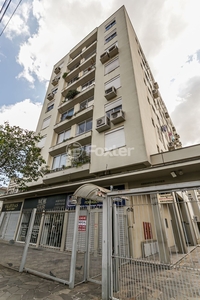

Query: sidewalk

[0,240,102,300]
[0,264,101,300]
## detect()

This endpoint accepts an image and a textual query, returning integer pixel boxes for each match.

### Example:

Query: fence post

[60,210,69,251]
[102,196,112,300]
[36,210,45,248]
[19,208,36,272]
[150,194,170,264]
[113,204,119,293]
[69,203,80,289]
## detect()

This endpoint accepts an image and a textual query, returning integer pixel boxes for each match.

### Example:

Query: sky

[0,0,200,147]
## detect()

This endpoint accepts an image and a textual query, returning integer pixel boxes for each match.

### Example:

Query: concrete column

[168,192,187,254]
[150,194,170,264]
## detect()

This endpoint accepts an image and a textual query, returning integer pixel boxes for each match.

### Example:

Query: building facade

[0,6,200,259]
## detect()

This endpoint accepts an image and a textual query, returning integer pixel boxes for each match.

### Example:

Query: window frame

[52,153,67,170]
[57,128,71,144]
[76,118,93,135]
[41,116,51,130]
[104,57,119,75]
[105,19,116,31]
[105,30,117,44]
[105,75,121,91]
[105,126,125,151]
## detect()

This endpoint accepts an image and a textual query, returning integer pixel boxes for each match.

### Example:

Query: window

[52,153,67,170]
[105,19,116,31]
[76,118,92,135]
[81,78,95,91]
[105,30,117,44]
[105,127,125,151]
[57,129,71,144]
[165,218,169,228]
[80,96,94,110]
[105,75,121,91]
[105,57,119,75]
[52,87,58,95]
[37,135,46,148]
[46,101,54,112]
[42,116,51,129]
[61,108,74,121]
[105,98,122,117]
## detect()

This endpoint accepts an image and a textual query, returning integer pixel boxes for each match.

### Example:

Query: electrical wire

[0,0,10,14]
[0,0,23,37]
[0,0,12,23]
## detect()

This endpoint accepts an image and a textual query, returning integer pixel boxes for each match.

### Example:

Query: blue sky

[0,0,200,146]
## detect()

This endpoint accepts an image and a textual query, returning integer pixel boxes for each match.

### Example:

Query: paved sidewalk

[0,264,101,300]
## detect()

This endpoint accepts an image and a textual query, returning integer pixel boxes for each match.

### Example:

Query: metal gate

[109,188,200,300]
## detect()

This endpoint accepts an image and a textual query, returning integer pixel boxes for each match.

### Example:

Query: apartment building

[1,6,199,257]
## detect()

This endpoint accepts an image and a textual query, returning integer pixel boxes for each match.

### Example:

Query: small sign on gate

[78,216,87,231]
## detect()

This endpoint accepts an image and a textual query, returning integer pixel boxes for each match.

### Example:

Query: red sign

[78,216,87,231]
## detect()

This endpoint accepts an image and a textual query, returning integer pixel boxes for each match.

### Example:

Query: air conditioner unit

[153,82,159,89]
[52,77,59,86]
[172,126,176,132]
[108,45,119,58]
[104,86,117,100]
[100,51,109,64]
[47,92,54,100]
[175,133,180,139]
[110,109,125,125]
[54,67,61,74]
[152,89,159,99]
[96,116,111,132]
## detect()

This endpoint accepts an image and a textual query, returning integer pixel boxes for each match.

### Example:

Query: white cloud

[2,1,32,39]
[0,99,42,131]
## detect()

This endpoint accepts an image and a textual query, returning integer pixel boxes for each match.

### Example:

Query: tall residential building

[4,6,200,253]
[33,5,181,188]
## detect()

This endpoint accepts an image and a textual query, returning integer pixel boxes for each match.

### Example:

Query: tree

[0,122,46,187]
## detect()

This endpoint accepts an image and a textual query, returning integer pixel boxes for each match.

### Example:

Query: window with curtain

[52,153,67,170]
[57,129,71,144]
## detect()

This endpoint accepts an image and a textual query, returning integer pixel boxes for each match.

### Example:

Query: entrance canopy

[71,184,110,204]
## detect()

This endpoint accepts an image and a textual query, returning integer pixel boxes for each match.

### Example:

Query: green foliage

[62,72,69,79]
[66,89,80,100]
[71,150,90,168]
[0,122,46,187]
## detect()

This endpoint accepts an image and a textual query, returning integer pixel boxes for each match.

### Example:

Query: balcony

[65,52,96,82]
[49,130,92,156]
[67,40,97,70]
[54,105,94,133]
[43,162,91,184]
[61,67,95,97]
[59,84,95,113]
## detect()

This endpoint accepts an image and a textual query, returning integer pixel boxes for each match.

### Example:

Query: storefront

[17,194,67,245]
[0,202,22,241]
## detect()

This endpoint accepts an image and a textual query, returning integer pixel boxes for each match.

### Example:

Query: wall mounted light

[170,171,177,178]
